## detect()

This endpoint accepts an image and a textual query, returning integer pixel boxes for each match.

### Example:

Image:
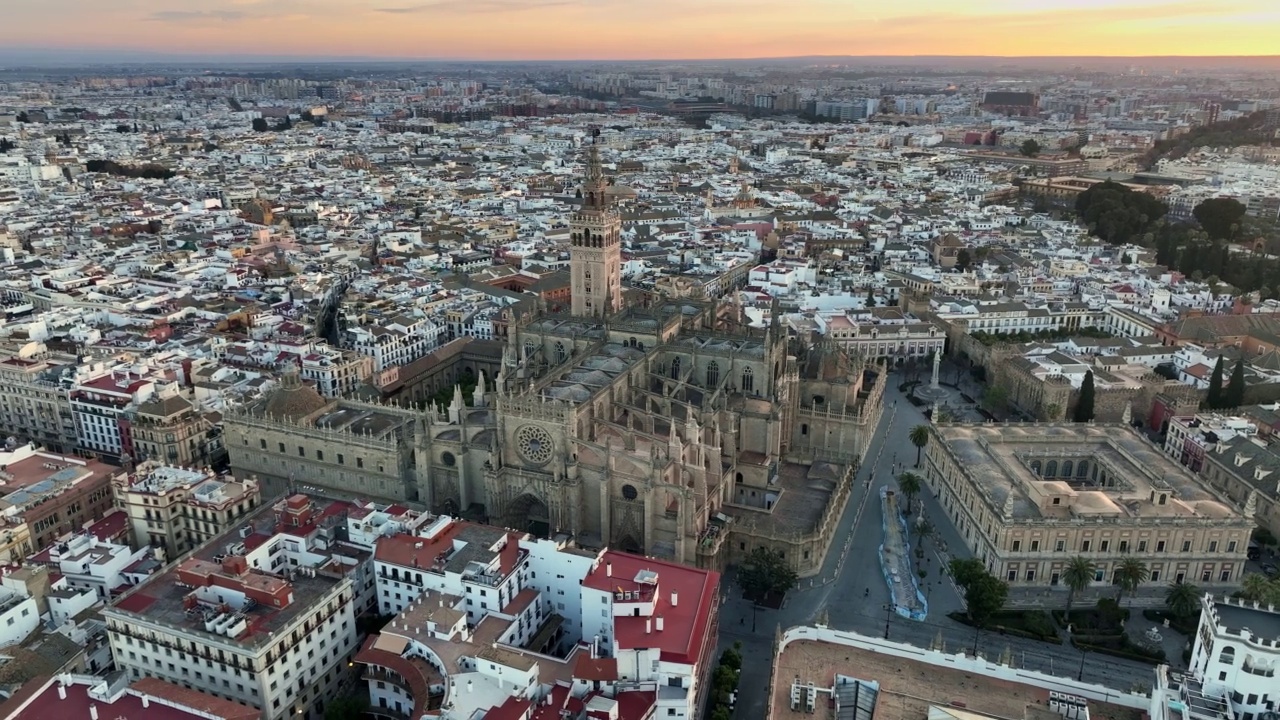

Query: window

[1100,540,1109,552]
[1156,540,1166,552]
[316,450,323,461]
[259,439,267,449]
[555,341,567,363]
[1007,570,1017,581]
[298,446,305,457]
[1119,540,1129,553]
[706,361,720,387]
[1055,540,1065,552]
[357,457,364,469]
[278,442,285,453]
[337,453,344,465]
[1081,540,1091,552]
[742,367,754,393]
[1182,540,1192,553]
[1208,540,1218,553]
[1030,540,1040,552]
[1011,540,1021,552]
[1220,569,1231,582]
[1227,540,1237,553]
[1139,540,1148,552]
[1026,569,1035,582]
[1093,569,1104,582]
[1150,569,1160,582]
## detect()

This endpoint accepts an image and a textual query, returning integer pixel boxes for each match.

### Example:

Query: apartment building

[826,314,946,363]
[1163,415,1258,473]
[0,444,118,552]
[70,368,159,462]
[1198,435,1280,549]
[104,493,367,720]
[112,463,263,559]
[1186,593,1279,720]
[0,570,42,648]
[0,351,79,454]
[127,394,221,468]
[358,515,720,720]
[923,423,1252,589]
[28,531,156,601]
[346,315,442,372]
[300,348,373,398]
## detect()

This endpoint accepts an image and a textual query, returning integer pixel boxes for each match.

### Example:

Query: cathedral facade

[227,135,885,575]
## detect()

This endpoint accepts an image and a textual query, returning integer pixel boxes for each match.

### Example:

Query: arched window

[1062,461,1074,478]
[555,341,567,363]
[706,361,720,387]
[1046,460,1058,477]
[1030,460,1042,475]
[523,340,535,358]
[1077,460,1089,478]
[671,357,681,379]
[1218,646,1235,664]
[742,366,754,393]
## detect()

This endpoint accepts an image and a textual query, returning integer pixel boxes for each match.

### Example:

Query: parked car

[1263,563,1278,578]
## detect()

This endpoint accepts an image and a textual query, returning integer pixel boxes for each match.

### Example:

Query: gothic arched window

[742,366,754,393]
[555,341,567,363]
[671,357,681,380]
[523,341,535,358]
[706,361,720,387]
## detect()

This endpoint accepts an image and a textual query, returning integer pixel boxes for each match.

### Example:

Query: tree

[1073,370,1095,422]
[1114,558,1149,604]
[251,117,269,132]
[955,248,972,271]
[914,518,934,556]
[1225,359,1246,409]
[1166,582,1201,620]
[1193,197,1247,241]
[909,425,930,467]
[866,287,875,307]
[1240,573,1273,603]
[325,696,369,720]
[1019,139,1042,157]
[1205,356,1225,410]
[1074,181,1168,246]
[737,547,798,602]
[950,559,1007,626]
[982,385,1009,415]
[1062,556,1095,618]
[897,472,923,514]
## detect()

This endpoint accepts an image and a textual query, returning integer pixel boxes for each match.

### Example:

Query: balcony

[364,667,412,693]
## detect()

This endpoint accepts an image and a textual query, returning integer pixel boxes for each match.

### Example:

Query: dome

[262,373,328,420]
[605,183,638,198]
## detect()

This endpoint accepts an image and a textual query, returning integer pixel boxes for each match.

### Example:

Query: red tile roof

[85,508,130,542]
[484,695,533,720]
[573,654,618,681]
[582,551,719,665]
[0,676,257,720]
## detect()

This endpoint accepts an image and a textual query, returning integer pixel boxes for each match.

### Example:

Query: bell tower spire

[570,127,623,318]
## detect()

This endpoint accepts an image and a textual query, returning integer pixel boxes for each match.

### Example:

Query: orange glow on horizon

[3,0,1279,60]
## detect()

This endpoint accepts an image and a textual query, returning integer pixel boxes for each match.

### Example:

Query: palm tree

[1166,582,1201,621]
[1062,556,1096,620]
[909,425,930,467]
[1114,558,1149,605]
[1240,573,1272,603]
[898,472,923,514]
[914,518,934,556]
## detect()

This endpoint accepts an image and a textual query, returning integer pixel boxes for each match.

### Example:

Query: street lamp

[751,602,760,633]
[883,603,893,639]
[1076,645,1087,681]
[970,623,981,657]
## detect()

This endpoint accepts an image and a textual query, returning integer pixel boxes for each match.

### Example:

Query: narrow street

[720,369,1164,719]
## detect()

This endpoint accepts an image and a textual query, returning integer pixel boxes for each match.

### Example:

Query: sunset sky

[4,0,1278,60]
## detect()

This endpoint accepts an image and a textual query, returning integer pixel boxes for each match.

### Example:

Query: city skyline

[4,0,1280,62]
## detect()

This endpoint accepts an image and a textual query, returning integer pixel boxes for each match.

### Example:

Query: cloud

[148,10,250,22]
[375,0,577,14]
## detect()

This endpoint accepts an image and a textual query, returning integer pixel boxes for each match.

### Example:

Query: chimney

[670,590,678,607]
[90,706,99,720]
[656,616,665,632]
[142,696,150,709]
[57,684,66,700]
[606,561,612,578]
[645,618,652,634]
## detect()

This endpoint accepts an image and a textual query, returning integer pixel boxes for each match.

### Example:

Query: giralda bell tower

[569,128,622,318]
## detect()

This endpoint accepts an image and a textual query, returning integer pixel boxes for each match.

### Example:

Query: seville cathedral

[226,135,885,574]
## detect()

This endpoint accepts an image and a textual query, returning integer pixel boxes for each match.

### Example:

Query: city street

[720,370,1165,720]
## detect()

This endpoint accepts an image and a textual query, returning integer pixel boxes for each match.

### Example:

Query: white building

[358,516,720,720]
[30,532,156,601]
[0,571,40,648]
[103,493,367,720]
[1186,593,1280,720]
[347,316,441,371]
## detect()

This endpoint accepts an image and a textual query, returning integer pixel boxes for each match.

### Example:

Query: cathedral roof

[261,372,329,421]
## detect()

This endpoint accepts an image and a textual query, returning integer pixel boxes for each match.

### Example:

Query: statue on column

[930,350,942,390]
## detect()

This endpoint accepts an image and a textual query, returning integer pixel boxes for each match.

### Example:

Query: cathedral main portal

[508,493,551,538]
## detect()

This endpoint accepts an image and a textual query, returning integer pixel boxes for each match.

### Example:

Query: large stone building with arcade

[225,135,884,575]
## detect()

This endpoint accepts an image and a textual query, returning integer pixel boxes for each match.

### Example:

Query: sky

[3,0,1279,61]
